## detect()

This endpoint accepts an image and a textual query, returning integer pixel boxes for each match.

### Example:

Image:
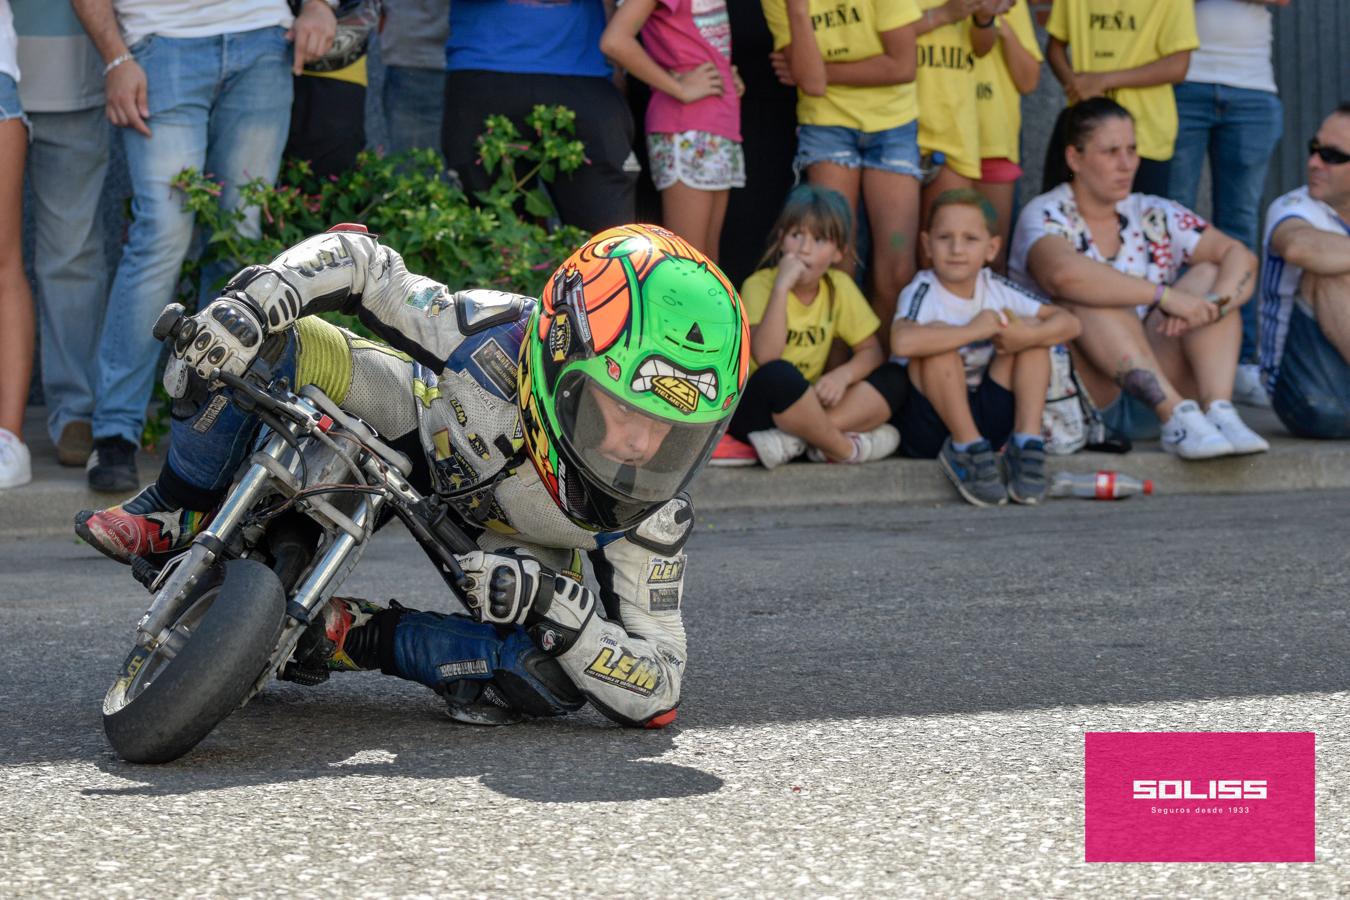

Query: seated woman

[1008,98,1267,460]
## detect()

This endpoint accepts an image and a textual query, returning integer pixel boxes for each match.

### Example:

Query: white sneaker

[0,428,32,488]
[747,428,807,470]
[1232,363,1271,408]
[1160,400,1235,460]
[807,424,901,463]
[1205,400,1270,454]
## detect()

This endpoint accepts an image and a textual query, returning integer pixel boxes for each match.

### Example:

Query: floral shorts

[647,130,746,192]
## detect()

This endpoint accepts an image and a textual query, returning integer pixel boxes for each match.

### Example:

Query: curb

[3,407,1347,540]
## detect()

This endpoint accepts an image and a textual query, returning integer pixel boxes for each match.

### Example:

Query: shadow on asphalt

[2,491,1347,793]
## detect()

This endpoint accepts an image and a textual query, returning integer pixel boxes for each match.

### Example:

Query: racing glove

[458,550,554,626]
[172,265,303,381]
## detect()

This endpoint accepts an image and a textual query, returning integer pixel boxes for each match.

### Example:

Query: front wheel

[103,559,286,764]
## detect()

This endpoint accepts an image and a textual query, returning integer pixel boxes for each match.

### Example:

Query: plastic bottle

[1049,471,1153,500]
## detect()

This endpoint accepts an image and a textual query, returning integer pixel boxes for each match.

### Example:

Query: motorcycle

[102,303,481,764]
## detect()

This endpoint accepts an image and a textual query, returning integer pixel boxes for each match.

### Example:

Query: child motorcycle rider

[76,224,750,729]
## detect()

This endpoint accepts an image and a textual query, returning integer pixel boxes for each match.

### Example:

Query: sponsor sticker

[1084,731,1315,862]
[437,659,490,679]
[585,648,659,696]
[648,587,680,613]
[471,338,519,401]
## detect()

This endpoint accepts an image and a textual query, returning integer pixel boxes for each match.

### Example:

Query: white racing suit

[202,228,692,728]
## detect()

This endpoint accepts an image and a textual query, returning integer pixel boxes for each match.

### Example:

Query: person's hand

[672,62,725,103]
[769,51,796,87]
[991,316,1041,354]
[1066,71,1110,104]
[732,64,746,97]
[813,368,851,408]
[774,254,809,291]
[1156,287,1220,335]
[972,308,1006,339]
[458,550,552,626]
[940,0,984,24]
[287,0,338,76]
[172,296,268,381]
[105,58,151,137]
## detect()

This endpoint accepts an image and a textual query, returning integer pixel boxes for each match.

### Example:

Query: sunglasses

[1309,139,1350,166]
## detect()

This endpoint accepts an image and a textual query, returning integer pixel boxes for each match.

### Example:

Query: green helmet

[517,224,750,532]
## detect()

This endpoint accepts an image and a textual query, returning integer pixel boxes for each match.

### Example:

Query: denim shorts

[1271,300,1350,439]
[1100,390,1161,442]
[0,73,31,138]
[794,119,921,179]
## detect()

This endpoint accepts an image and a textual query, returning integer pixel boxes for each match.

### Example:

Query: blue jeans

[1271,302,1350,440]
[166,334,298,493]
[382,65,445,159]
[27,106,110,443]
[93,27,293,446]
[1168,82,1283,363]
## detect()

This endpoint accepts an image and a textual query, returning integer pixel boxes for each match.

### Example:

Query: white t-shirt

[114,0,295,48]
[1185,0,1276,94]
[1009,182,1209,318]
[1258,187,1350,390]
[0,0,19,84]
[894,268,1045,387]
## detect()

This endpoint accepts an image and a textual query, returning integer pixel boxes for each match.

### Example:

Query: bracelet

[1147,283,1168,316]
[973,15,996,28]
[103,52,134,77]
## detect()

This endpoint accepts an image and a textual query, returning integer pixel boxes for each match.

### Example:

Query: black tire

[103,559,287,764]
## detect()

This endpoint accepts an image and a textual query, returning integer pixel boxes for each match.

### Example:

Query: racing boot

[282,596,386,685]
[74,484,211,565]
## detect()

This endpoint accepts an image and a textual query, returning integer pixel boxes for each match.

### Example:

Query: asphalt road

[1,490,1347,897]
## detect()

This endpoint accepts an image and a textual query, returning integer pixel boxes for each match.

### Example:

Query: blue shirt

[446,0,610,77]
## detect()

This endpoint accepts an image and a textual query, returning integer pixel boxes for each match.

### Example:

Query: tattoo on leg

[1117,368,1167,407]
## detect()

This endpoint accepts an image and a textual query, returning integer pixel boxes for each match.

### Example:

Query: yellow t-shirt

[974,2,1043,162]
[762,0,922,133]
[741,267,881,382]
[915,0,980,179]
[1046,0,1199,161]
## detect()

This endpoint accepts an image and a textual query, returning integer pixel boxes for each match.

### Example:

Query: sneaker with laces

[747,428,807,470]
[1160,400,1234,460]
[1003,438,1048,505]
[709,433,759,467]
[807,424,901,463]
[74,484,210,564]
[1205,400,1270,454]
[0,428,32,489]
[87,437,140,492]
[938,436,1007,507]
[1232,363,1271,409]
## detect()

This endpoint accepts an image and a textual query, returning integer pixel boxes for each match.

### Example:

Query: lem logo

[1132,779,1268,800]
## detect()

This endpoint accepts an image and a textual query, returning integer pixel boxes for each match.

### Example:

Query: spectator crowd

[0,0,1346,509]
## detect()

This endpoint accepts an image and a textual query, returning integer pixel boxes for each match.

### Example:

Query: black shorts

[863,361,912,421]
[727,360,810,440]
[897,370,1015,459]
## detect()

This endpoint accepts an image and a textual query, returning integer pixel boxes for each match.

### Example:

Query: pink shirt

[640,0,741,142]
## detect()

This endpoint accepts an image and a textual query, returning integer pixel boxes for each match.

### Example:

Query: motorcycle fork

[135,433,300,650]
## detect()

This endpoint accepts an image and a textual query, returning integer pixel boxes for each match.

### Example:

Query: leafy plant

[143,105,588,447]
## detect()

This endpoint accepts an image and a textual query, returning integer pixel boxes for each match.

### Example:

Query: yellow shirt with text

[915,0,980,178]
[762,0,922,133]
[741,267,881,382]
[1046,0,1199,161]
[974,2,1042,162]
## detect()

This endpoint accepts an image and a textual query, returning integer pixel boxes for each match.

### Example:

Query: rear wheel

[103,559,286,764]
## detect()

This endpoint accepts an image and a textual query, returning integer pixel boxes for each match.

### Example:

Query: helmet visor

[555,371,724,505]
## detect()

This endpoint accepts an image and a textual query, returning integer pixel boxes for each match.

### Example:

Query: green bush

[146,105,588,446]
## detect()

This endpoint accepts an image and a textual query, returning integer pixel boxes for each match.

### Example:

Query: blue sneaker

[1003,438,1048,505]
[937,437,1007,507]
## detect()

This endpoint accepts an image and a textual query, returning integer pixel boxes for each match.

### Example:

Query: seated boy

[890,190,1081,506]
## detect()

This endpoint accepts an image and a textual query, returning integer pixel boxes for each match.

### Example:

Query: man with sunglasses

[1258,103,1350,439]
